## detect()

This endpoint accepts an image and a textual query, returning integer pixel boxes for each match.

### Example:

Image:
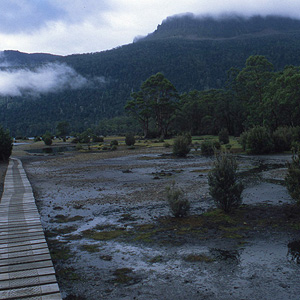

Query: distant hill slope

[2,14,300,136]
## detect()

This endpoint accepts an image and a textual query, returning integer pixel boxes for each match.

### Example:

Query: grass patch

[184,254,215,263]
[82,228,129,241]
[149,255,163,263]
[80,244,100,253]
[112,268,134,284]
[52,215,84,223]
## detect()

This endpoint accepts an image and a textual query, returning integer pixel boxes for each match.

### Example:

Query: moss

[112,268,133,284]
[55,226,77,235]
[52,215,84,223]
[100,255,113,261]
[56,267,81,281]
[48,240,72,261]
[80,244,99,253]
[149,255,163,263]
[184,254,215,263]
[83,229,129,241]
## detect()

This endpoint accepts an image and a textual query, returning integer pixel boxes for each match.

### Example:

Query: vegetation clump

[166,182,190,217]
[42,131,52,146]
[208,152,244,212]
[201,140,220,156]
[218,128,229,144]
[172,135,191,157]
[0,126,13,161]
[125,133,136,146]
[285,153,300,203]
[242,126,273,154]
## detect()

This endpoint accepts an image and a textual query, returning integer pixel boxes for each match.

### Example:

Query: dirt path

[18,146,300,300]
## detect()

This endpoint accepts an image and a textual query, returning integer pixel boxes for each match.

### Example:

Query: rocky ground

[10,142,300,299]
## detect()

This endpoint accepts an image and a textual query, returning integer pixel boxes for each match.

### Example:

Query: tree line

[126,55,300,140]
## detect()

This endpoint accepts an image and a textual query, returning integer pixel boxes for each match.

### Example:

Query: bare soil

[11,143,300,300]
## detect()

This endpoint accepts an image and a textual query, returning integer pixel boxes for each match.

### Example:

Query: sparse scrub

[272,126,294,152]
[172,135,191,157]
[125,133,135,146]
[0,126,13,161]
[110,140,118,146]
[201,140,221,156]
[244,126,273,154]
[208,152,244,213]
[285,153,300,203]
[218,128,229,144]
[42,131,52,146]
[166,182,190,218]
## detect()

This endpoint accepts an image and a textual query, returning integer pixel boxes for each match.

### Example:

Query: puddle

[26,146,75,154]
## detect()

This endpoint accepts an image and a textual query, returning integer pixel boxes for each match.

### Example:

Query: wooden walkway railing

[0,158,61,299]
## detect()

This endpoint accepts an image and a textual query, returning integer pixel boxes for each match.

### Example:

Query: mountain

[2,14,300,136]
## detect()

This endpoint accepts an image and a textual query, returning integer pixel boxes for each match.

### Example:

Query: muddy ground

[14,144,300,299]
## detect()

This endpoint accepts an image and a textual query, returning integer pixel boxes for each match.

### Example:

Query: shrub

[245,126,273,154]
[166,182,190,218]
[172,135,191,157]
[125,133,135,146]
[110,140,118,146]
[42,132,52,146]
[201,140,220,156]
[34,136,41,142]
[93,136,104,143]
[208,152,244,213]
[272,126,294,152]
[111,145,118,151]
[285,153,300,203]
[239,131,248,151]
[0,127,13,161]
[76,143,83,151]
[218,128,229,144]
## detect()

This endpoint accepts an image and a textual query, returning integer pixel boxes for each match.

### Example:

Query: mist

[0,63,101,97]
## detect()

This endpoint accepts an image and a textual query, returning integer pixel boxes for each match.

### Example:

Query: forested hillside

[2,14,300,136]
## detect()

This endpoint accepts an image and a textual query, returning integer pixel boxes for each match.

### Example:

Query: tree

[56,121,69,140]
[125,73,179,138]
[208,152,244,212]
[125,91,152,138]
[235,55,274,128]
[0,126,13,161]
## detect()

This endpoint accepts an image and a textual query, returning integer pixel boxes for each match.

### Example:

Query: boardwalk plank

[0,158,61,299]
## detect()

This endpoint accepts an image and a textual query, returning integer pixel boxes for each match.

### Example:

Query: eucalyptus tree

[126,73,179,138]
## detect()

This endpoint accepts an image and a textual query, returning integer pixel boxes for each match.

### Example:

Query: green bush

[0,127,13,161]
[93,136,104,143]
[245,126,273,154]
[239,131,248,151]
[125,133,135,146]
[272,126,294,152]
[218,128,229,144]
[42,132,52,146]
[201,140,221,156]
[172,135,191,157]
[285,153,300,203]
[110,140,118,146]
[208,152,244,212]
[166,182,190,218]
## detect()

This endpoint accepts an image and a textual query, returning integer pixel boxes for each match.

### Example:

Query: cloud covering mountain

[0,0,300,55]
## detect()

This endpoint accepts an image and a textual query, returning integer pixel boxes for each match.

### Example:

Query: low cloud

[0,63,98,97]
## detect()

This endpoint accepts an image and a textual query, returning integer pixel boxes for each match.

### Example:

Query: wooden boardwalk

[0,158,61,299]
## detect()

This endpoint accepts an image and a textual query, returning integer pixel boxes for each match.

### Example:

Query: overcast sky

[0,0,300,56]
